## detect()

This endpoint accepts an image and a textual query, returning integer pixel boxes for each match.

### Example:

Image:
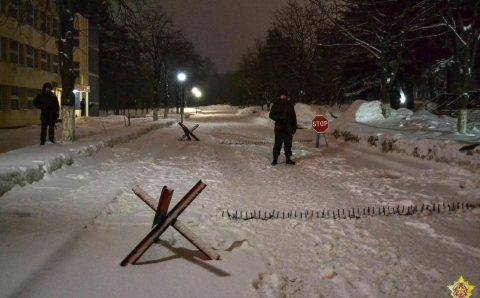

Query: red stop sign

[312,115,329,134]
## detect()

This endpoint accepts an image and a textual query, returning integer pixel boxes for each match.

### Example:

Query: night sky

[161,0,293,73]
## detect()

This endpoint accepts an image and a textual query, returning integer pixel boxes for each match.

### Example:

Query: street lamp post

[177,72,187,123]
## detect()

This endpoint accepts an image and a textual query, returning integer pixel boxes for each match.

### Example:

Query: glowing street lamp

[177,72,187,122]
[191,87,202,113]
[177,72,187,82]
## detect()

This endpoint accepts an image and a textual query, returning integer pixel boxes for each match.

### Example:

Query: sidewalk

[0,117,175,197]
[0,116,160,154]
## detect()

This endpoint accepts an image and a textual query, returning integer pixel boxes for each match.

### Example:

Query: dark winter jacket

[34,83,60,123]
[269,99,297,133]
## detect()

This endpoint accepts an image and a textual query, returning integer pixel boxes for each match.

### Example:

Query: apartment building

[0,0,90,128]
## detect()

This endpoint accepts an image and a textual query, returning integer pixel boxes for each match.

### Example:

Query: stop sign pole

[312,115,329,148]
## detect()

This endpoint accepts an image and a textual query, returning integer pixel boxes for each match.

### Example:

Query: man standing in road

[34,82,60,145]
[269,89,297,165]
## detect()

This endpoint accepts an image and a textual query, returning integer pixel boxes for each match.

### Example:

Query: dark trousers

[41,121,55,144]
[273,130,293,158]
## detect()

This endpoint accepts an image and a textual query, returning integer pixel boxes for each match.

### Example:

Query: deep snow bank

[330,100,480,170]
[0,120,174,197]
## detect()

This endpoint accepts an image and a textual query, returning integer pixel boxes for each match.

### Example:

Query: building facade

[0,0,90,128]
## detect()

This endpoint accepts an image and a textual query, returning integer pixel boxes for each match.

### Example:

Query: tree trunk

[56,0,76,142]
[62,106,75,142]
[380,80,392,118]
[162,62,170,119]
[457,109,467,133]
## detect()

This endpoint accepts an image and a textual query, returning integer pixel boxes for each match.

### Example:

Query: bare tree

[122,2,175,121]
[310,0,444,117]
[273,1,323,102]
[436,0,480,133]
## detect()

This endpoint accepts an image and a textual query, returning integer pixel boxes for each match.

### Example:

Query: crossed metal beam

[178,122,200,141]
[121,180,220,266]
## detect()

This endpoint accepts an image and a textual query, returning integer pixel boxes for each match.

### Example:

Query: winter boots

[271,156,295,165]
[271,156,278,166]
[286,158,295,165]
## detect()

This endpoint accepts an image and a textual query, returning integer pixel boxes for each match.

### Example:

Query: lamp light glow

[177,72,187,82]
[399,88,407,104]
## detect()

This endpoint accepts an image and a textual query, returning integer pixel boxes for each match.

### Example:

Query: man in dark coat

[269,89,297,165]
[80,98,86,117]
[34,82,60,145]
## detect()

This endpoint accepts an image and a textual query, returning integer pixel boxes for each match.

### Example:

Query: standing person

[80,98,86,117]
[34,82,59,145]
[269,89,298,165]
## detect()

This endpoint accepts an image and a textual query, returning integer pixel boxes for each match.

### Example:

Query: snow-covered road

[1,111,479,297]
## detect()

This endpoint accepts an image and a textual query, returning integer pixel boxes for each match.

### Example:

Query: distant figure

[80,98,86,117]
[269,89,298,166]
[34,82,59,145]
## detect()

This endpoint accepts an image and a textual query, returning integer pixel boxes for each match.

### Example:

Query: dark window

[40,50,47,70]
[73,29,79,47]
[26,45,33,67]
[47,53,51,71]
[8,0,18,18]
[0,85,7,110]
[52,18,59,37]
[19,43,25,65]
[0,37,5,61]
[52,55,59,73]
[10,86,19,110]
[0,0,6,15]
[9,40,19,64]
[19,87,27,109]
[37,10,45,32]
[34,48,39,68]
[46,15,52,35]
[27,89,36,109]
[25,3,34,26]
[33,7,38,27]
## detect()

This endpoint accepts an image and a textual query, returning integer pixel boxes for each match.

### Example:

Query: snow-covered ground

[238,102,480,170]
[0,118,175,197]
[328,100,480,171]
[0,108,479,297]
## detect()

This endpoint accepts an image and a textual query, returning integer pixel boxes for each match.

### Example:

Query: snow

[293,103,315,127]
[0,107,479,297]
[326,100,480,170]
[0,118,174,197]
[200,105,238,111]
[355,101,385,122]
